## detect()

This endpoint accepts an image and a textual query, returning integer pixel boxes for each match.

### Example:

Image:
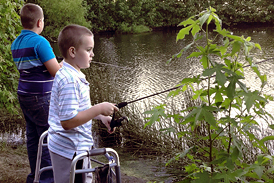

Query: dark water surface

[2,26,274,142]
[88,27,274,121]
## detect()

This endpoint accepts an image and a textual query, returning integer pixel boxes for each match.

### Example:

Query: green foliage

[36,0,91,40]
[132,25,151,34]
[144,7,274,182]
[116,23,151,34]
[0,0,23,114]
[22,0,274,35]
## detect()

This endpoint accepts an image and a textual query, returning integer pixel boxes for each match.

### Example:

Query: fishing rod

[110,56,274,130]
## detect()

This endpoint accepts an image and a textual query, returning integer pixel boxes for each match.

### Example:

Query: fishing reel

[109,102,129,131]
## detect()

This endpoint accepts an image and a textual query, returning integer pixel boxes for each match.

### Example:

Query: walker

[33,130,121,183]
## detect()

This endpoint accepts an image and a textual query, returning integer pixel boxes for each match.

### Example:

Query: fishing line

[56,56,129,69]
[90,60,129,69]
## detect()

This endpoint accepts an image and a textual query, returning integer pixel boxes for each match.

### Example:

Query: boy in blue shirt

[11,3,61,183]
[48,24,118,183]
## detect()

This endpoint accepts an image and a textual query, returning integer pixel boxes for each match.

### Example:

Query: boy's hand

[98,102,118,116]
[100,115,115,134]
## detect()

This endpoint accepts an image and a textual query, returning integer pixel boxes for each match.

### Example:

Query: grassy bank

[0,142,172,183]
[0,142,29,183]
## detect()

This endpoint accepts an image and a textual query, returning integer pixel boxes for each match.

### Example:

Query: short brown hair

[58,24,93,58]
[20,3,43,29]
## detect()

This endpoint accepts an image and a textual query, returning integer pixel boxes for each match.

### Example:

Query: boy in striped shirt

[48,24,118,183]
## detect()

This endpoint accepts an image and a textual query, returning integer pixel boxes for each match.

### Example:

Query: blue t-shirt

[11,30,55,95]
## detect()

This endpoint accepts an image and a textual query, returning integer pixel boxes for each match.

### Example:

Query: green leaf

[227,35,243,42]
[178,18,195,26]
[144,104,166,128]
[260,136,274,144]
[254,165,264,178]
[200,55,208,69]
[176,25,193,42]
[193,171,210,183]
[159,127,175,133]
[191,24,201,36]
[207,14,213,25]
[215,91,223,103]
[269,124,274,130]
[199,12,210,27]
[237,80,247,93]
[216,69,227,86]
[187,51,203,58]
[203,109,217,127]
[226,77,236,100]
[231,146,240,161]
[166,147,194,166]
[231,41,241,56]
[254,43,262,50]
[242,91,266,112]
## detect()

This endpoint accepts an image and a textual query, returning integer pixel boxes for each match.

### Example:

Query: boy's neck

[23,27,41,35]
[64,59,81,72]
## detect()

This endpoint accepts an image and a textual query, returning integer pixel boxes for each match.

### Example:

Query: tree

[36,0,91,41]
[0,0,23,114]
[145,7,274,182]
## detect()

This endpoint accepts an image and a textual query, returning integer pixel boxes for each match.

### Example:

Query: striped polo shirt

[11,30,55,95]
[48,61,93,160]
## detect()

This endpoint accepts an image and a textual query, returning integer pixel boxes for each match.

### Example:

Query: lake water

[86,26,274,124]
[2,26,274,144]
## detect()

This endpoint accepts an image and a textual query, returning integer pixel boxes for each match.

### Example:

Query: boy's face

[73,35,94,71]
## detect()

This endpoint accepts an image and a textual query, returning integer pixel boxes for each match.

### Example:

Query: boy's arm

[61,102,118,130]
[44,58,61,77]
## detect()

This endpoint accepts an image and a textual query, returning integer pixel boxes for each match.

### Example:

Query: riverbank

[0,142,173,183]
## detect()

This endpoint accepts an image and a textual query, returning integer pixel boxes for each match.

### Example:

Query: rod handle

[116,102,128,109]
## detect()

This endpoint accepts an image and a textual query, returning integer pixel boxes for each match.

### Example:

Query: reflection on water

[92,27,274,114]
[92,30,198,109]
[2,26,274,142]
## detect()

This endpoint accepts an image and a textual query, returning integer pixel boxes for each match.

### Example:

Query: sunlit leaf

[191,24,201,36]
[207,14,213,25]
[215,91,223,103]
[227,35,243,42]
[176,25,193,42]
[187,51,203,58]
[199,12,210,27]
[254,43,262,50]
[178,18,195,27]
[200,55,208,69]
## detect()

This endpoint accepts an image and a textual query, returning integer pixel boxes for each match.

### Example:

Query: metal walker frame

[33,130,121,183]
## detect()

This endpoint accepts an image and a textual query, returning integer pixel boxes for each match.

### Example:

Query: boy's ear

[37,19,42,28]
[68,47,76,58]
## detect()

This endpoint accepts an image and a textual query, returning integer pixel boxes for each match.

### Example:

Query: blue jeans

[18,94,54,183]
